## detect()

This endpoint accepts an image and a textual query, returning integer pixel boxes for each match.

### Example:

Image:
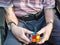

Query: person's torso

[0,0,55,17]
[13,0,43,17]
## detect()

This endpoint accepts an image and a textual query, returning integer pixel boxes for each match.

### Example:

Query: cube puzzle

[31,32,40,43]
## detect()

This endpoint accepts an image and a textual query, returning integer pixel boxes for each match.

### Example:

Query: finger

[25,29,33,34]
[21,34,31,43]
[18,37,29,44]
[37,28,45,35]
[37,36,46,44]
[37,33,49,44]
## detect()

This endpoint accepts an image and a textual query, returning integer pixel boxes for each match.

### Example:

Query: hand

[11,23,33,44]
[37,23,53,44]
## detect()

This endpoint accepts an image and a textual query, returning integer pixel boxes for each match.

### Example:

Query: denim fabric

[4,15,60,45]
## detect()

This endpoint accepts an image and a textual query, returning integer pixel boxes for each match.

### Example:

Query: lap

[51,16,60,45]
[4,31,23,45]
[4,15,60,45]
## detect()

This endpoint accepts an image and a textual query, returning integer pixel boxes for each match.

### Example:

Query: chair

[0,7,6,45]
[55,0,60,19]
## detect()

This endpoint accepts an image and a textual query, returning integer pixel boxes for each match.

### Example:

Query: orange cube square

[32,39,36,42]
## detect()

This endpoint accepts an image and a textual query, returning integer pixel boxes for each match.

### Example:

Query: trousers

[4,15,60,45]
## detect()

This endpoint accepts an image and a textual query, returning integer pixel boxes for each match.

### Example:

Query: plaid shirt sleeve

[43,0,55,9]
[0,0,13,7]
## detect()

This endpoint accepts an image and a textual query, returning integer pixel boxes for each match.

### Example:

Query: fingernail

[32,32,35,34]
[32,32,34,34]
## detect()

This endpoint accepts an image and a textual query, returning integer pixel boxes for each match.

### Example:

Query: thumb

[25,29,33,34]
[37,28,45,35]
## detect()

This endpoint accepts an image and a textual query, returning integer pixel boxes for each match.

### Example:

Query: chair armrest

[0,7,5,28]
[0,7,5,45]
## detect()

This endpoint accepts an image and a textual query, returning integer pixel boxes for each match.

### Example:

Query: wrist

[49,23,53,26]
[11,22,17,27]
[47,23,53,29]
[46,20,54,26]
[7,22,17,30]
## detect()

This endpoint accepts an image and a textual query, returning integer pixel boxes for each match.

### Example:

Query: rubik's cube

[31,32,40,43]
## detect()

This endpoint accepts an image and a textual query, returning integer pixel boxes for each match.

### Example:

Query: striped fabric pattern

[0,0,55,17]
